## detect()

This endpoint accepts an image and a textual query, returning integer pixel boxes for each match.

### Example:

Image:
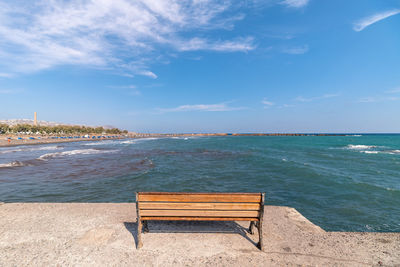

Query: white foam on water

[361,150,379,154]
[346,144,377,150]
[381,150,400,155]
[0,145,63,154]
[386,187,399,192]
[84,140,115,146]
[38,149,118,160]
[360,149,400,155]
[120,140,137,144]
[0,160,27,168]
[138,137,160,141]
[365,225,373,231]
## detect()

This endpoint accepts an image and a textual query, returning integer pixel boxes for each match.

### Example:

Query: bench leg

[137,219,143,248]
[143,220,149,233]
[248,221,255,235]
[257,221,264,251]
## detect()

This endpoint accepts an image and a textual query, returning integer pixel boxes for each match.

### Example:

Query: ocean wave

[38,149,118,160]
[361,150,400,155]
[137,137,160,141]
[0,145,63,154]
[120,139,137,144]
[84,140,116,146]
[346,144,377,150]
[0,160,28,168]
[361,150,379,154]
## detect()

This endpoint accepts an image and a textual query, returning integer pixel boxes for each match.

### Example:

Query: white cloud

[281,104,294,108]
[280,0,309,8]
[261,98,274,108]
[0,73,12,78]
[361,87,400,102]
[108,85,141,96]
[295,93,339,102]
[282,45,309,54]
[138,71,158,79]
[359,96,400,103]
[108,85,137,89]
[385,87,400,94]
[0,89,21,94]
[353,9,400,32]
[158,102,246,112]
[0,1,254,77]
[176,37,255,52]
[358,97,376,103]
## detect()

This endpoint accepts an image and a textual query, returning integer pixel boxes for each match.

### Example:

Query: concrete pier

[0,203,399,266]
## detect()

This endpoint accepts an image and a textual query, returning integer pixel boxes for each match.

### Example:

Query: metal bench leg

[257,221,264,251]
[248,221,255,234]
[257,193,265,251]
[137,219,143,248]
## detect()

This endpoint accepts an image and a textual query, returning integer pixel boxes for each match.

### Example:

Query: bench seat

[136,192,265,250]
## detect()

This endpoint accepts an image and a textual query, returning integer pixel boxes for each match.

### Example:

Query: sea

[1,135,399,232]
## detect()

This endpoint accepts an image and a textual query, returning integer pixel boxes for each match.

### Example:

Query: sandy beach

[0,203,398,266]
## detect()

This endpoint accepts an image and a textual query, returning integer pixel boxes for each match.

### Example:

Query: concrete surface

[0,203,399,266]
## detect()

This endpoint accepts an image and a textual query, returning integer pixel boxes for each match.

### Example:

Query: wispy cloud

[353,9,400,32]
[109,85,137,89]
[295,93,339,102]
[282,45,309,55]
[281,104,294,108]
[261,98,274,108]
[176,37,255,52]
[0,73,13,78]
[385,87,400,94]
[158,102,246,113]
[358,96,400,103]
[360,87,400,102]
[0,1,255,77]
[280,0,309,8]
[108,85,141,96]
[0,89,21,94]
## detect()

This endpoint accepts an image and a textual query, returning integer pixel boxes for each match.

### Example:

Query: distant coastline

[0,132,367,148]
[3,132,400,148]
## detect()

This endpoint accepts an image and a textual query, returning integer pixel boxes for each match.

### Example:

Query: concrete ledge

[0,203,399,266]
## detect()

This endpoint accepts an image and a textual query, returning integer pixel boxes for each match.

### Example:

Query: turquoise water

[1,135,399,232]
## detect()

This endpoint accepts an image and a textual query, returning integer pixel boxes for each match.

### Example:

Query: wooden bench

[136,192,265,250]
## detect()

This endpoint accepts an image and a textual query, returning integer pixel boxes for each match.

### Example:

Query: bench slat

[139,202,260,211]
[140,209,259,217]
[140,216,260,221]
[138,194,261,203]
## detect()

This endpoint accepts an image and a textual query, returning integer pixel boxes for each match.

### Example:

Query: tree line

[0,124,128,135]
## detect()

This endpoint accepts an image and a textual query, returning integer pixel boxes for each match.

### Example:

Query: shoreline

[0,132,368,148]
[0,136,127,148]
[1,203,398,266]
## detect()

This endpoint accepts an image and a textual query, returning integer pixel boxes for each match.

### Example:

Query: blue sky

[0,0,400,133]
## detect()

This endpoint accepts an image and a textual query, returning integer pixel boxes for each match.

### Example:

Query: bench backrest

[136,192,265,221]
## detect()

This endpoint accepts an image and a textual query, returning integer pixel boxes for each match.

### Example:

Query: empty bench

[135,192,265,250]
